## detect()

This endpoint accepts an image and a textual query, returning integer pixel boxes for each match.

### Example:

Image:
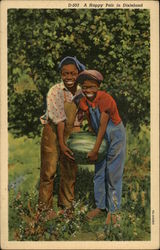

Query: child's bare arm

[57,121,74,160]
[87,112,109,161]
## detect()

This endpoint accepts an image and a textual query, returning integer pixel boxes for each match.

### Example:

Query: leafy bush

[8,9,150,137]
[8,90,43,137]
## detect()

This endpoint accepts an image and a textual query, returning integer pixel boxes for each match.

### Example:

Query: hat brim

[76,74,101,85]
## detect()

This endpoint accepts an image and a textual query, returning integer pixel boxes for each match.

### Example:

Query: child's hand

[60,144,75,160]
[87,150,98,162]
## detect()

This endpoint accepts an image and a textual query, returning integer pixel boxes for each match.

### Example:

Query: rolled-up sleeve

[47,86,66,124]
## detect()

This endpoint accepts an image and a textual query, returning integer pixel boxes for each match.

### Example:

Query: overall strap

[85,100,99,134]
[86,100,91,109]
[86,100,98,110]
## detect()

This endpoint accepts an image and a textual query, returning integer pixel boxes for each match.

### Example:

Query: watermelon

[66,131,108,165]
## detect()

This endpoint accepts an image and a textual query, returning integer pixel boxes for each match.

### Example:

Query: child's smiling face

[82,80,99,101]
[61,64,79,89]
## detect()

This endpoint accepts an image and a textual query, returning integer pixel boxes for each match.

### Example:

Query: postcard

[0,1,159,249]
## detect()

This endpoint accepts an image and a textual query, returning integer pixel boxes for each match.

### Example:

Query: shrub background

[8,9,150,137]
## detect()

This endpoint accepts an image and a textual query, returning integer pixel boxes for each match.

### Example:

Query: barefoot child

[38,56,85,219]
[75,70,126,224]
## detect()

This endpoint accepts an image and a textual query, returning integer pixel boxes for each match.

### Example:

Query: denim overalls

[88,103,126,212]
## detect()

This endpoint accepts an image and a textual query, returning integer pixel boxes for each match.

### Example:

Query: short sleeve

[98,92,116,115]
[47,86,66,124]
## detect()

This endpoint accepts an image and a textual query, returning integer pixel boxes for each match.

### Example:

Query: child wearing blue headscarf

[38,56,85,219]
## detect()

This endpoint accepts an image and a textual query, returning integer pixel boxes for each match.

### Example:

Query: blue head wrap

[58,56,85,72]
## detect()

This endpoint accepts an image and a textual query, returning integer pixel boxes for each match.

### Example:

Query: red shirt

[79,91,121,125]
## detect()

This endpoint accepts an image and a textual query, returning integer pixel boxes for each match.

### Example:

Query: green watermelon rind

[67,131,108,165]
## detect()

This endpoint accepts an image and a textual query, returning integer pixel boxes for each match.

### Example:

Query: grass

[8,125,150,241]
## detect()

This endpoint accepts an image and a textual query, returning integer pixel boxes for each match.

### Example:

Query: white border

[0,1,159,249]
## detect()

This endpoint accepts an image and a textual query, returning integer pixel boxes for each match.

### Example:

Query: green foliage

[125,125,150,178]
[9,126,150,241]
[8,9,150,137]
[14,74,38,94]
[8,90,43,137]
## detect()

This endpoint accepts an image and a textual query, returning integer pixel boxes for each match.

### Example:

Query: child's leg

[94,159,107,209]
[106,212,117,225]
[106,124,126,213]
[58,154,78,208]
[106,144,125,212]
[86,159,107,220]
[38,123,59,211]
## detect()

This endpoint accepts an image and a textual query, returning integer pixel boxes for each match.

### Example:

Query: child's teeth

[87,94,94,97]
